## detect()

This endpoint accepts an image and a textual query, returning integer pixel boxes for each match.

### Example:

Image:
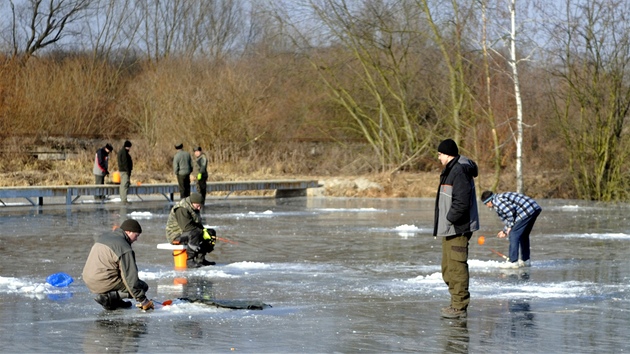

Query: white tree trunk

[509,0,524,193]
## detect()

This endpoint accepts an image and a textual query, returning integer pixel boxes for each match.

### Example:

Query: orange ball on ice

[478,236,485,245]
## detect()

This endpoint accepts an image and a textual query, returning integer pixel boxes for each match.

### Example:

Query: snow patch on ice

[0,276,73,297]
[558,233,630,240]
[224,261,271,270]
[128,211,153,219]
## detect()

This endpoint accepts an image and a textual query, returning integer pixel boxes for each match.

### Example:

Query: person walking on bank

[433,139,480,319]
[117,140,133,205]
[82,219,154,311]
[480,190,542,269]
[193,146,208,205]
[166,192,217,268]
[93,143,113,200]
[173,143,193,199]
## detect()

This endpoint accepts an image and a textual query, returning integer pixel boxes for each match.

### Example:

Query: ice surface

[0,197,628,353]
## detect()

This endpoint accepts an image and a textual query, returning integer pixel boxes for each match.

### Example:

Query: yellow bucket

[111,171,121,184]
[173,249,188,269]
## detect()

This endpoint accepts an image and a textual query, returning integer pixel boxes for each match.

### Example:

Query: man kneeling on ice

[165,192,217,268]
[82,219,154,311]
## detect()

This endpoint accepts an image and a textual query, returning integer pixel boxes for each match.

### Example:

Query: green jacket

[82,229,147,302]
[194,153,208,178]
[173,150,192,175]
[165,197,204,242]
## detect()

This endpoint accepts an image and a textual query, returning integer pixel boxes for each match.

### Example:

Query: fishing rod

[477,235,509,260]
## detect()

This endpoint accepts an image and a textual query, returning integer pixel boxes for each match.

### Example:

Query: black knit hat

[175,143,184,149]
[194,146,202,152]
[124,140,132,148]
[105,143,114,152]
[190,193,203,204]
[437,139,459,156]
[120,219,142,233]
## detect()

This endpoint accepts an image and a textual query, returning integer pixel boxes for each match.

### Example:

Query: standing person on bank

[480,190,542,268]
[173,143,193,199]
[193,146,208,206]
[117,140,133,205]
[433,139,480,319]
[93,143,113,200]
[165,193,217,268]
[82,219,154,311]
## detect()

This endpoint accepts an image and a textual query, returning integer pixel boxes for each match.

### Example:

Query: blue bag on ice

[46,272,74,287]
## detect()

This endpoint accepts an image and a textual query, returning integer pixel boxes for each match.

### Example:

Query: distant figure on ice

[82,219,154,311]
[481,190,542,269]
[173,143,193,199]
[433,139,479,319]
[193,146,208,205]
[117,140,133,205]
[93,143,113,200]
[165,192,216,268]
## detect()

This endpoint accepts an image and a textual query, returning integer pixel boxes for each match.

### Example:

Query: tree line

[1,0,630,201]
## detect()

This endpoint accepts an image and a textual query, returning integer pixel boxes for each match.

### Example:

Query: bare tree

[542,0,630,201]
[9,0,92,61]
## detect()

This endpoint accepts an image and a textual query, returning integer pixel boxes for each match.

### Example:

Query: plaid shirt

[491,192,541,232]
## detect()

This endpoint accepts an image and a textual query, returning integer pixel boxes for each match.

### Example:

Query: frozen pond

[0,196,629,353]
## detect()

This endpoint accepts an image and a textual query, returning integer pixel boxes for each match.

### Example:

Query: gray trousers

[94,175,105,200]
[119,172,130,202]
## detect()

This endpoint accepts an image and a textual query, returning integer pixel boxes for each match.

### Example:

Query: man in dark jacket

[173,143,193,199]
[82,219,154,311]
[165,193,216,268]
[93,143,113,200]
[433,139,479,319]
[117,140,133,204]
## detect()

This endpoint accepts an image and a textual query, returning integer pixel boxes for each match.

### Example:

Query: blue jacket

[433,155,480,236]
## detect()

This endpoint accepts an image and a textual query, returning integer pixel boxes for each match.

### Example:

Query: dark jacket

[82,229,147,302]
[117,147,133,174]
[93,147,110,176]
[433,155,480,236]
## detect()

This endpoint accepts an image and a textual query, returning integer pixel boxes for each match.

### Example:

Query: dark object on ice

[95,291,133,311]
[178,297,271,310]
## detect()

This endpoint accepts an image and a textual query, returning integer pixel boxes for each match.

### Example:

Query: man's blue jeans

[508,209,541,262]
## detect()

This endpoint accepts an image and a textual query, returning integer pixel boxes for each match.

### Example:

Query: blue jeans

[508,209,541,262]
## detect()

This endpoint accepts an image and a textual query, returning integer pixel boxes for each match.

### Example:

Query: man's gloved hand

[136,299,154,311]
[203,228,216,245]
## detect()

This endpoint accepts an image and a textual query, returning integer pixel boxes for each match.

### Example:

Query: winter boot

[110,291,132,309]
[95,293,114,310]
[441,306,467,319]
[195,253,215,266]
